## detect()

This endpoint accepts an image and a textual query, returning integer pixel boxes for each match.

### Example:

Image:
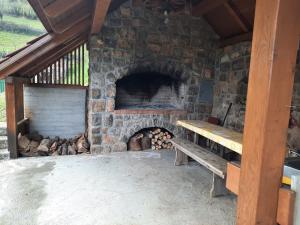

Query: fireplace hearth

[116,72,183,110]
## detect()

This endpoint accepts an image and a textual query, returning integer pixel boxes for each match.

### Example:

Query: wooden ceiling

[0,0,256,79]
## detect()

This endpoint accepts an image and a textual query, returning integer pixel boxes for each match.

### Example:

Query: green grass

[0,94,6,122]
[2,15,45,32]
[0,30,36,55]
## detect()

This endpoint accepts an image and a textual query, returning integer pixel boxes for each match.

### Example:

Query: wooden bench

[171,137,229,197]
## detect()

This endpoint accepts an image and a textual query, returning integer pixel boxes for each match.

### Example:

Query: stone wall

[212,41,300,149]
[88,2,218,153]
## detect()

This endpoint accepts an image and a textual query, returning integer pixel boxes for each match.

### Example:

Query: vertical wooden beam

[5,77,24,159]
[237,0,300,224]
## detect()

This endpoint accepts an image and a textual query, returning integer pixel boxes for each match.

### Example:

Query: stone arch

[119,118,180,145]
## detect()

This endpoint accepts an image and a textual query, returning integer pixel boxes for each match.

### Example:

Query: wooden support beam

[5,77,25,159]
[44,0,82,18]
[219,32,252,47]
[192,0,227,16]
[223,2,250,32]
[237,0,300,224]
[91,0,112,34]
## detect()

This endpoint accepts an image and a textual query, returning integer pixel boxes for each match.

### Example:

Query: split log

[77,134,89,153]
[61,143,68,155]
[128,133,143,151]
[68,144,77,155]
[18,133,30,151]
[37,139,50,156]
[141,136,151,150]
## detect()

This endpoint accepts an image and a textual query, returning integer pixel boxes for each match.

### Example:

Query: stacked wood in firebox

[18,132,90,157]
[128,128,173,151]
[149,128,173,150]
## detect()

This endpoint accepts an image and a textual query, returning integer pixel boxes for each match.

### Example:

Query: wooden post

[237,0,300,224]
[5,77,25,159]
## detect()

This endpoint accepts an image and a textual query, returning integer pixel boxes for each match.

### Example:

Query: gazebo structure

[0,0,299,224]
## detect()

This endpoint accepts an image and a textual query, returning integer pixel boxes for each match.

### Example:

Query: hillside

[0,0,45,57]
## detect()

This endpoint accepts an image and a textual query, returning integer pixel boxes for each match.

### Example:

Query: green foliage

[0,0,37,19]
[0,21,44,36]
[0,93,6,122]
[0,30,36,56]
[3,15,45,32]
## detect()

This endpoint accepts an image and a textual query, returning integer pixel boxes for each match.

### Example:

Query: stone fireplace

[88,2,218,153]
[115,72,183,110]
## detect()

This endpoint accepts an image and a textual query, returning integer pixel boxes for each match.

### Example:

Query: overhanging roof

[0,0,256,79]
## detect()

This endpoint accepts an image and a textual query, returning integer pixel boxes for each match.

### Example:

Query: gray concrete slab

[0,150,236,225]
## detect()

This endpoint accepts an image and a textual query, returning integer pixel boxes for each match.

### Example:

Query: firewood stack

[18,132,90,157]
[149,128,173,150]
[127,128,173,151]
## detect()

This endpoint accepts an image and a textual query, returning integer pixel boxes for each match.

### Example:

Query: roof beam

[44,0,83,18]
[223,2,250,32]
[192,0,228,16]
[91,0,112,34]
[219,32,252,47]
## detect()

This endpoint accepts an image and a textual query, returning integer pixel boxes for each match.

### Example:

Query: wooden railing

[30,43,88,86]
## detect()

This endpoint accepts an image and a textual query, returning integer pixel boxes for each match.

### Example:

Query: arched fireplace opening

[128,127,174,151]
[115,72,183,110]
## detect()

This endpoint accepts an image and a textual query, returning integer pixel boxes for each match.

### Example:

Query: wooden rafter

[27,0,53,32]
[91,0,112,34]
[237,0,300,224]
[51,5,92,34]
[223,2,250,32]
[44,0,83,18]
[192,0,227,16]
[220,32,252,47]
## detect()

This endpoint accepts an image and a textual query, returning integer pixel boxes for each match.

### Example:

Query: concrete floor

[0,150,236,225]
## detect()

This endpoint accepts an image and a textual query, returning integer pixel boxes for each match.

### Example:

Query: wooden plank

[278,189,296,225]
[171,138,227,178]
[226,163,296,225]
[44,0,83,18]
[192,0,227,16]
[236,0,300,224]
[223,2,249,32]
[91,0,112,34]
[219,32,252,47]
[177,120,243,154]
[5,77,25,159]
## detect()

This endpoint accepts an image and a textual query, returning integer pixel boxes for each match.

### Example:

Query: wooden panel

[226,163,296,225]
[171,137,227,178]
[237,0,300,224]
[5,77,25,159]
[44,0,83,18]
[192,0,227,16]
[177,120,243,154]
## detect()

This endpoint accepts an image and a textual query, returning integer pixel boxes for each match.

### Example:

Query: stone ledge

[114,109,188,115]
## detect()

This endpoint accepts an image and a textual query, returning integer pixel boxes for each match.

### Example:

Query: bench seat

[171,138,227,178]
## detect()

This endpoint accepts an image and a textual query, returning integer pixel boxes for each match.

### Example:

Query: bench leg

[174,148,188,166]
[210,174,229,198]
